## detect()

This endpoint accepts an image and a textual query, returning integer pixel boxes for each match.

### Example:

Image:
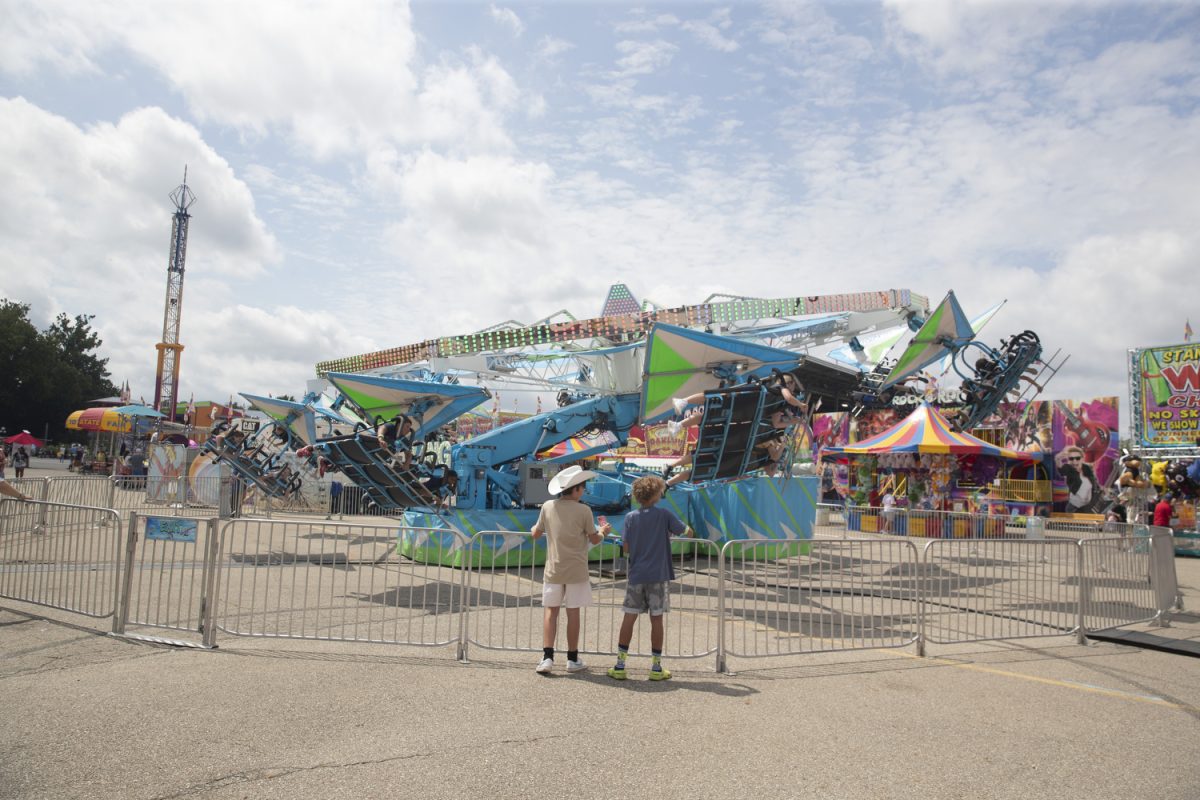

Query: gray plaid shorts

[621,581,670,615]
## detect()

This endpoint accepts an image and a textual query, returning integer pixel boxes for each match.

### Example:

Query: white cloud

[614,39,679,77]
[536,35,574,62]
[1043,36,1200,115]
[614,12,680,34]
[884,0,1067,82]
[683,8,740,53]
[0,1,525,161]
[0,98,283,401]
[489,4,525,36]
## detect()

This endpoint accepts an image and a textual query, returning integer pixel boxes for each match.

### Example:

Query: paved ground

[3,461,1200,799]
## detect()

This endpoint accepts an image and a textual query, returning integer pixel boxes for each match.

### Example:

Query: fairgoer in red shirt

[1153,495,1175,527]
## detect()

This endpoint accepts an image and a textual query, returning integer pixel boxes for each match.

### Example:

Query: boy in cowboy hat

[531,465,612,674]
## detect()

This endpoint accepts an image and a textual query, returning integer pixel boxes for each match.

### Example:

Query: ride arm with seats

[316,430,438,511]
[687,383,800,482]
[202,421,303,497]
[451,393,642,510]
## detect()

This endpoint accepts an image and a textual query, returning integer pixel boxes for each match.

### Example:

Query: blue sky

[1,1,1197,432]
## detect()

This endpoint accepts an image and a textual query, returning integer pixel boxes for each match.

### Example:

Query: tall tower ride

[153,169,197,422]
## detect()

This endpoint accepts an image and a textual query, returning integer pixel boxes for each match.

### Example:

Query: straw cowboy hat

[548,465,597,495]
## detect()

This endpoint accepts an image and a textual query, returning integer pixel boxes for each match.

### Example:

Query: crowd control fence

[0,501,1183,669]
[462,532,722,664]
[821,503,1165,542]
[0,499,122,619]
[215,519,467,652]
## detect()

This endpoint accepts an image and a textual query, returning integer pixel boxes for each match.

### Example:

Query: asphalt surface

[3,459,1200,799]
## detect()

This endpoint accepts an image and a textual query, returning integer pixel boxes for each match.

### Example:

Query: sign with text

[145,516,199,543]
[1132,343,1200,449]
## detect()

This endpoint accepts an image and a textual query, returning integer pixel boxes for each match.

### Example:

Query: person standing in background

[12,447,29,479]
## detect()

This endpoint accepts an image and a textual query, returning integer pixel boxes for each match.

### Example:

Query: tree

[0,300,117,442]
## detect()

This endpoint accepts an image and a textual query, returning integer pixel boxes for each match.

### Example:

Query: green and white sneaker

[648,667,671,681]
[607,664,627,680]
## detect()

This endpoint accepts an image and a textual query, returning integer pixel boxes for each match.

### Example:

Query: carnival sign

[1130,343,1200,448]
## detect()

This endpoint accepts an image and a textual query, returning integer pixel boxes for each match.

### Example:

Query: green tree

[0,300,117,443]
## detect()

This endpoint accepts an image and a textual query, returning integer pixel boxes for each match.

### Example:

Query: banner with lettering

[1132,343,1200,448]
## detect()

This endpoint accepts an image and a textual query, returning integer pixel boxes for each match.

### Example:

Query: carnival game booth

[821,403,1046,537]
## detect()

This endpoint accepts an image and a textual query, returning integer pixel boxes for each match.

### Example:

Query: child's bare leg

[650,613,665,651]
[542,606,560,648]
[618,612,637,647]
[565,607,582,652]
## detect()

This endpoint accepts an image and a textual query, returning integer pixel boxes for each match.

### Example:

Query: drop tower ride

[153,169,196,422]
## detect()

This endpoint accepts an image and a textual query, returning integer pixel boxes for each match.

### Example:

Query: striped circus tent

[823,402,1041,460]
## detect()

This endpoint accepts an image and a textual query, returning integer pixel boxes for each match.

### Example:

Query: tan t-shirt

[536,497,597,584]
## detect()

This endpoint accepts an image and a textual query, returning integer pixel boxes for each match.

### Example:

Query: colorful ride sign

[1129,343,1200,449]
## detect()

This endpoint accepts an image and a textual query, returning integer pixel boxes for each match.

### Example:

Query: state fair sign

[1132,343,1200,448]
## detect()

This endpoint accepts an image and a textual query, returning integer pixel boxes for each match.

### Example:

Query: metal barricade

[920,538,1081,647]
[115,513,220,646]
[46,475,116,511]
[1044,517,1108,538]
[1076,527,1174,632]
[109,475,222,518]
[4,477,49,503]
[721,537,922,665]
[0,499,123,619]
[844,504,1030,541]
[216,518,467,650]
[814,503,847,536]
[463,532,722,667]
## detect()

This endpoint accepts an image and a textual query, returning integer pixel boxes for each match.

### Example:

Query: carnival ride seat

[956,331,1045,430]
[203,429,301,498]
[689,384,799,482]
[318,433,437,511]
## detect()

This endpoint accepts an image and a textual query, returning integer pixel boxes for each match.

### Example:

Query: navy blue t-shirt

[623,505,686,585]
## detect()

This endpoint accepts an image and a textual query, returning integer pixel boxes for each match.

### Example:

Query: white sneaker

[566,659,587,673]
[667,420,682,436]
[535,657,554,674]
[672,397,688,415]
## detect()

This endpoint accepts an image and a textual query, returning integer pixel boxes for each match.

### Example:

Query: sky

[1,0,1197,434]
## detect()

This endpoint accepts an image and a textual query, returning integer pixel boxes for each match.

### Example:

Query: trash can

[1026,515,1045,540]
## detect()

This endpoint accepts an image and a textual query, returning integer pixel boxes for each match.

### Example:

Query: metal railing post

[113,512,140,635]
[105,475,117,513]
[916,540,930,657]
[457,533,473,663]
[1075,541,1088,645]
[200,519,222,648]
[109,509,124,631]
[715,541,727,673]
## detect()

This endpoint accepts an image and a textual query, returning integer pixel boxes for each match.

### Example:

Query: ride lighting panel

[316,290,915,377]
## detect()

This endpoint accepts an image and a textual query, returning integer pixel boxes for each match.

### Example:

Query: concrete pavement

[3,461,1200,799]
[4,570,1200,799]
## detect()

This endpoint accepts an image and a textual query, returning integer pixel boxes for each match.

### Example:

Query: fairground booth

[820,402,1047,536]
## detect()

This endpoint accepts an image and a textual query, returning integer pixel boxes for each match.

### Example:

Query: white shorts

[542,581,593,609]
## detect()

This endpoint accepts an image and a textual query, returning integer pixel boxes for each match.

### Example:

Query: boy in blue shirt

[608,475,687,681]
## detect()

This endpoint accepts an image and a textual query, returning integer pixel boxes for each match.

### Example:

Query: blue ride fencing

[0,503,1184,668]
[215,518,468,651]
[0,499,123,619]
[461,531,721,665]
